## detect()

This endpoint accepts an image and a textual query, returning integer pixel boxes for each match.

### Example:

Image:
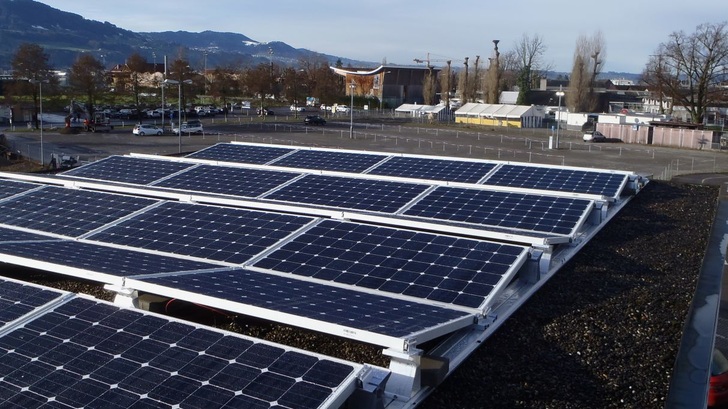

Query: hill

[0,0,369,70]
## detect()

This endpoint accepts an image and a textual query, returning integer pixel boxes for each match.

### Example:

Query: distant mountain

[0,0,371,70]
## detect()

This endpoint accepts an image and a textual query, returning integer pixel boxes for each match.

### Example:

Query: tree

[438,60,453,109]
[422,66,437,105]
[567,32,606,112]
[209,65,241,111]
[68,54,107,119]
[642,21,728,123]
[123,52,148,122]
[168,58,197,120]
[513,34,550,105]
[11,43,53,129]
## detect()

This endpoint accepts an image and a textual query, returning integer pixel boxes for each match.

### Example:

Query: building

[330,65,441,108]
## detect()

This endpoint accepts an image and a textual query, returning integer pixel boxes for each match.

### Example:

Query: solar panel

[131,268,473,339]
[270,150,387,172]
[88,201,314,264]
[61,156,196,185]
[0,296,360,408]
[404,187,592,235]
[0,179,41,201]
[0,187,157,237]
[186,143,295,164]
[252,220,528,309]
[368,156,497,183]
[154,164,301,197]
[0,240,221,280]
[264,175,430,213]
[0,226,58,242]
[0,277,65,329]
[483,164,627,198]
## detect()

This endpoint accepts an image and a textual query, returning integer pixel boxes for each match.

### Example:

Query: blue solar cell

[88,201,314,264]
[154,165,301,197]
[0,277,64,328]
[252,220,527,308]
[270,149,387,172]
[0,186,157,237]
[0,296,359,408]
[404,187,592,235]
[264,175,430,212]
[0,240,220,279]
[135,268,472,337]
[186,143,295,164]
[483,164,627,197]
[0,179,41,200]
[368,156,496,183]
[61,156,196,185]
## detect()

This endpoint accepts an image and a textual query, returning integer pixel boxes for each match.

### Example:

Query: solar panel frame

[0,179,43,202]
[186,143,296,164]
[482,163,629,199]
[152,164,302,198]
[0,276,67,331]
[0,186,159,237]
[403,186,594,236]
[0,294,363,409]
[60,155,197,185]
[87,201,316,264]
[366,156,498,183]
[126,267,476,349]
[0,239,224,286]
[269,149,388,173]
[251,219,530,310]
[262,174,431,213]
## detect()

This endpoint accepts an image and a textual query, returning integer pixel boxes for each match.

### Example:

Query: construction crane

[413,53,462,68]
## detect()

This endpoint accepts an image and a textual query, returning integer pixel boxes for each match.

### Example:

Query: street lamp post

[555,85,565,149]
[28,79,48,166]
[349,80,355,138]
[164,78,192,153]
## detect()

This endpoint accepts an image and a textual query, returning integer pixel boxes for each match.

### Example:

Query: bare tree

[11,43,54,129]
[513,33,550,105]
[422,65,437,105]
[568,32,606,112]
[168,58,197,120]
[68,54,107,118]
[124,52,148,122]
[438,60,453,109]
[458,57,469,103]
[209,65,241,111]
[642,21,728,123]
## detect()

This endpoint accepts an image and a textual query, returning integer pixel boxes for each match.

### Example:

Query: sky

[40,0,728,74]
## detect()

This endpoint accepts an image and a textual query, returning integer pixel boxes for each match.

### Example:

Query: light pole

[164,78,192,153]
[349,80,355,138]
[555,85,565,149]
[28,79,48,166]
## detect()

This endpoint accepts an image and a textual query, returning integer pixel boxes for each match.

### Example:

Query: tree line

[6,21,728,128]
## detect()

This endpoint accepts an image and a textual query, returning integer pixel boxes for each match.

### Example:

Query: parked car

[583,130,607,142]
[290,105,306,112]
[336,105,350,113]
[710,349,728,407]
[257,108,275,116]
[172,120,203,134]
[304,115,326,126]
[132,124,163,136]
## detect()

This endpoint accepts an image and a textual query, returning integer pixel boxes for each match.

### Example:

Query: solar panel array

[252,220,526,309]
[56,154,598,239]
[0,143,641,408]
[0,276,360,409]
[182,143,630,198]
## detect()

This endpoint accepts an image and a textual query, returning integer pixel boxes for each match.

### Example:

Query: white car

[132,124,163,136]
[172,120,203,134]
[336,105,350,113]
[583,130,607,142]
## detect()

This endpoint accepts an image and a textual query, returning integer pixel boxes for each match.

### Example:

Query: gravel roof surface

[0,180,719,409]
